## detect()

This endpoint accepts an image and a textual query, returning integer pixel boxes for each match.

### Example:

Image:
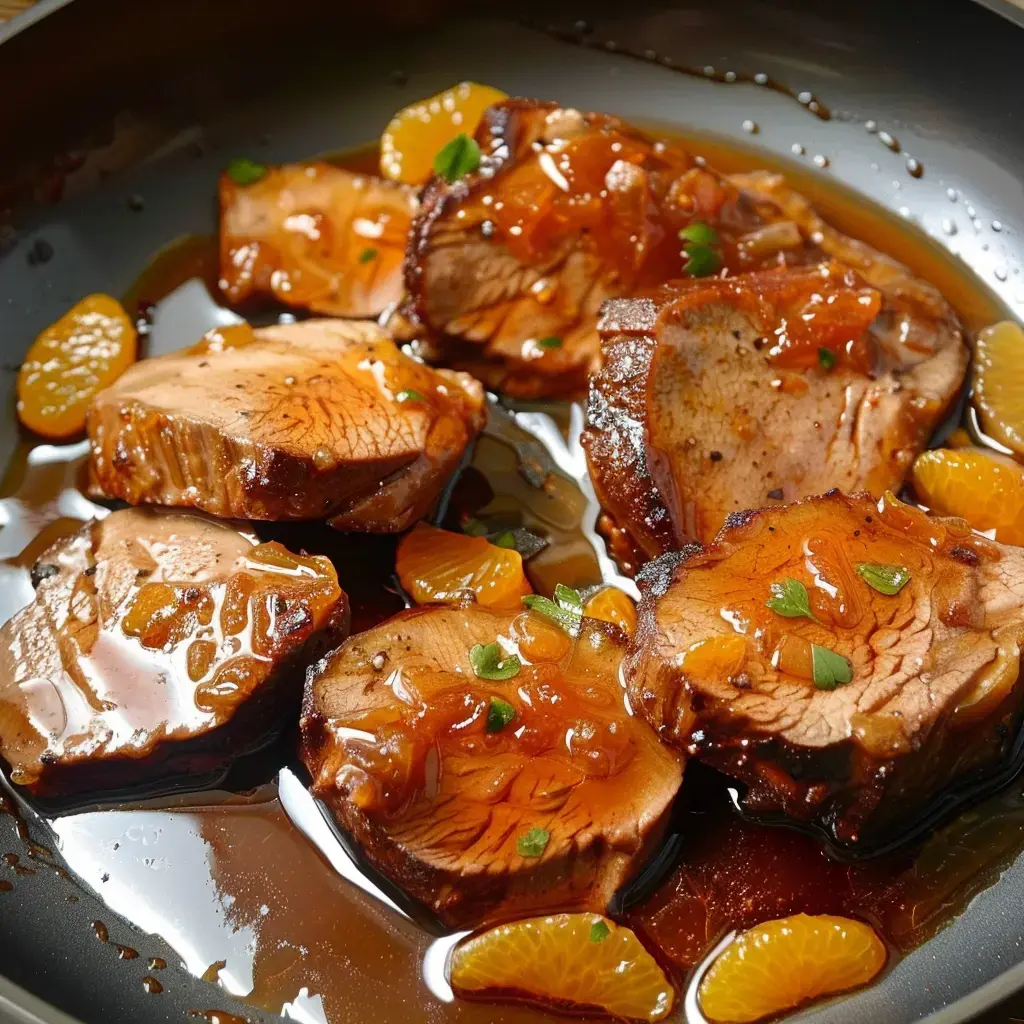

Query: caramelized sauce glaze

[0,127,1019,1024]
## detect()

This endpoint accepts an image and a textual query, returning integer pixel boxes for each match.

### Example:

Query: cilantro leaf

[818,347,837,370]
[523,584,584,634]
[678,221,719,246]
[433,134,481,183]
[396,389,427,404]
[589,920,611,943]
[470,642,521,681]
[811,644,853,690]
[358,247,378,264]
[516,827,550,858]
[766,578,815,620]
[856,562,911,596]
[683,242,721,278]
[537,335,563,349]
[226,157,268,186]
[486,696,516,732]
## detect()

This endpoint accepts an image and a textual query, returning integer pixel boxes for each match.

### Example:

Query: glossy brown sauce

[0,128,1019,1023]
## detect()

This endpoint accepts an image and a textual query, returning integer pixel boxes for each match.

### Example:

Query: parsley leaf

[537,335,563,349]
[226,157,268,186]
[857,563,911,596]
[470,642,521,681]
[811,644,853,690]
[396,389,427,404]
[433,133,481,183]
[766,578,815,620]
[523,584,584,634]
[516,827,550,858]
[818,347,836,370]
[486,696,516,732]
[678,221,719,246]
[358,247,378,264]
[589,920,611,943]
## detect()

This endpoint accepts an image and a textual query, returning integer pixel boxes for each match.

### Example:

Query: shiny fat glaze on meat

[86,319,485,532]
[0,508,347,799]
[626,492,1024,845]
[300,605,682,927]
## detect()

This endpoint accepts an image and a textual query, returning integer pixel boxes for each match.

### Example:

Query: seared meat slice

[583,254,967,555]
[405,100,804,398]
[219,163,416,317]
[626,491,1024,846]
[301,605,682,926]
[0,508,346,799]
[87,319,485,532]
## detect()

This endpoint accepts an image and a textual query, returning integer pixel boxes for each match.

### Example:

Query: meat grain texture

[583,176,968,556]
[626,491,1024,845]
[0,508,347,799]
[87,319,485,532]
[301,605,682,926]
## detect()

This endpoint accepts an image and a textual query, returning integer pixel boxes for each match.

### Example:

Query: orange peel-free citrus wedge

[911,446,1024,545]
[449,913,675,1022]
[974,320,1024,456]
[380,81,508,185]
[17,294,137,439]
[698,913,886,1023]
[396,522,532,611]
[584,586,638,635]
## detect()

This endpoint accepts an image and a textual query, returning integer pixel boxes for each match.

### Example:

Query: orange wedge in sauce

[911,447,1024,545]
[17,294,137,439]
[973,320,1024,456]
[583,586,638,635]
[449,914,675,1022]
[380,81,508,185]
[698,914,886,1023]
[396,523,531,611]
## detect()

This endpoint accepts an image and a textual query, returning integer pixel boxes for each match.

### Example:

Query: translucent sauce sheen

[0,129,1019,1024]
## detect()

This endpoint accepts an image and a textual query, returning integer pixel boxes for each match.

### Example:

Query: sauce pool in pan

[0,123,1021,1024]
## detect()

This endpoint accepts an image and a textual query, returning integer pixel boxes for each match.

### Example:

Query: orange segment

[380,82,508,185]
[396,523,532,611]
[911,447,1024,544]
[974,320,1024,456]
[583,587,638,635]
[17,294,137,439]
[450,913,675,1022]
[698,913,886,1023]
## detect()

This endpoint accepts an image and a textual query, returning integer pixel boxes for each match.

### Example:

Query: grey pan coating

[1,1,1024,1022]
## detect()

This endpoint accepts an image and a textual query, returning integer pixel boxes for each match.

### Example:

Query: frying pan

[1,0,1024,1021]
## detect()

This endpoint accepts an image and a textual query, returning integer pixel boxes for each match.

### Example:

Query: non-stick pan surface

[1,1,1024,1021]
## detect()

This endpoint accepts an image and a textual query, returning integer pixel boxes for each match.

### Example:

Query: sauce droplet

[142,977,164,995]
[906,157,924,179]
[92,920,109,943]
[742,119,759,135]
[813,154,830,169]
[878,130,901,152]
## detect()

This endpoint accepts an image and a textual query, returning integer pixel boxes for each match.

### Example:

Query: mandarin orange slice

[380,81,508,185]
[449,913,675,1022]
[973,320,1024,456]
[17,294,137,439]
[911,447,1024,545]
[583,586,638,635]
[698,913,886,1023]
[396,523,532,611]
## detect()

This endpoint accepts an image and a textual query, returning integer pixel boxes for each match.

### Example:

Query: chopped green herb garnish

[433,133,481,183]
[470,642,521,681]
[683,242,721,278]
[493,530,517,549]
[856,562,911,596]
[678,220,719,246]
[358,247,378,263]
[537,335,563,349]
[486,696,516,732]
[516,827,550,858]
[818,347,836,370]
[811,644,853,690]
[589,920,611,943]
[766,578,815,621]
[523,584,584,634]
[226,157,268,186]
[462,517,488,537]
[396,389,427,404]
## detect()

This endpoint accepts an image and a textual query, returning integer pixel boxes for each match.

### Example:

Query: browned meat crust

[86,319,485,532]
[626,491,1024,845]
[301,605,682,926]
